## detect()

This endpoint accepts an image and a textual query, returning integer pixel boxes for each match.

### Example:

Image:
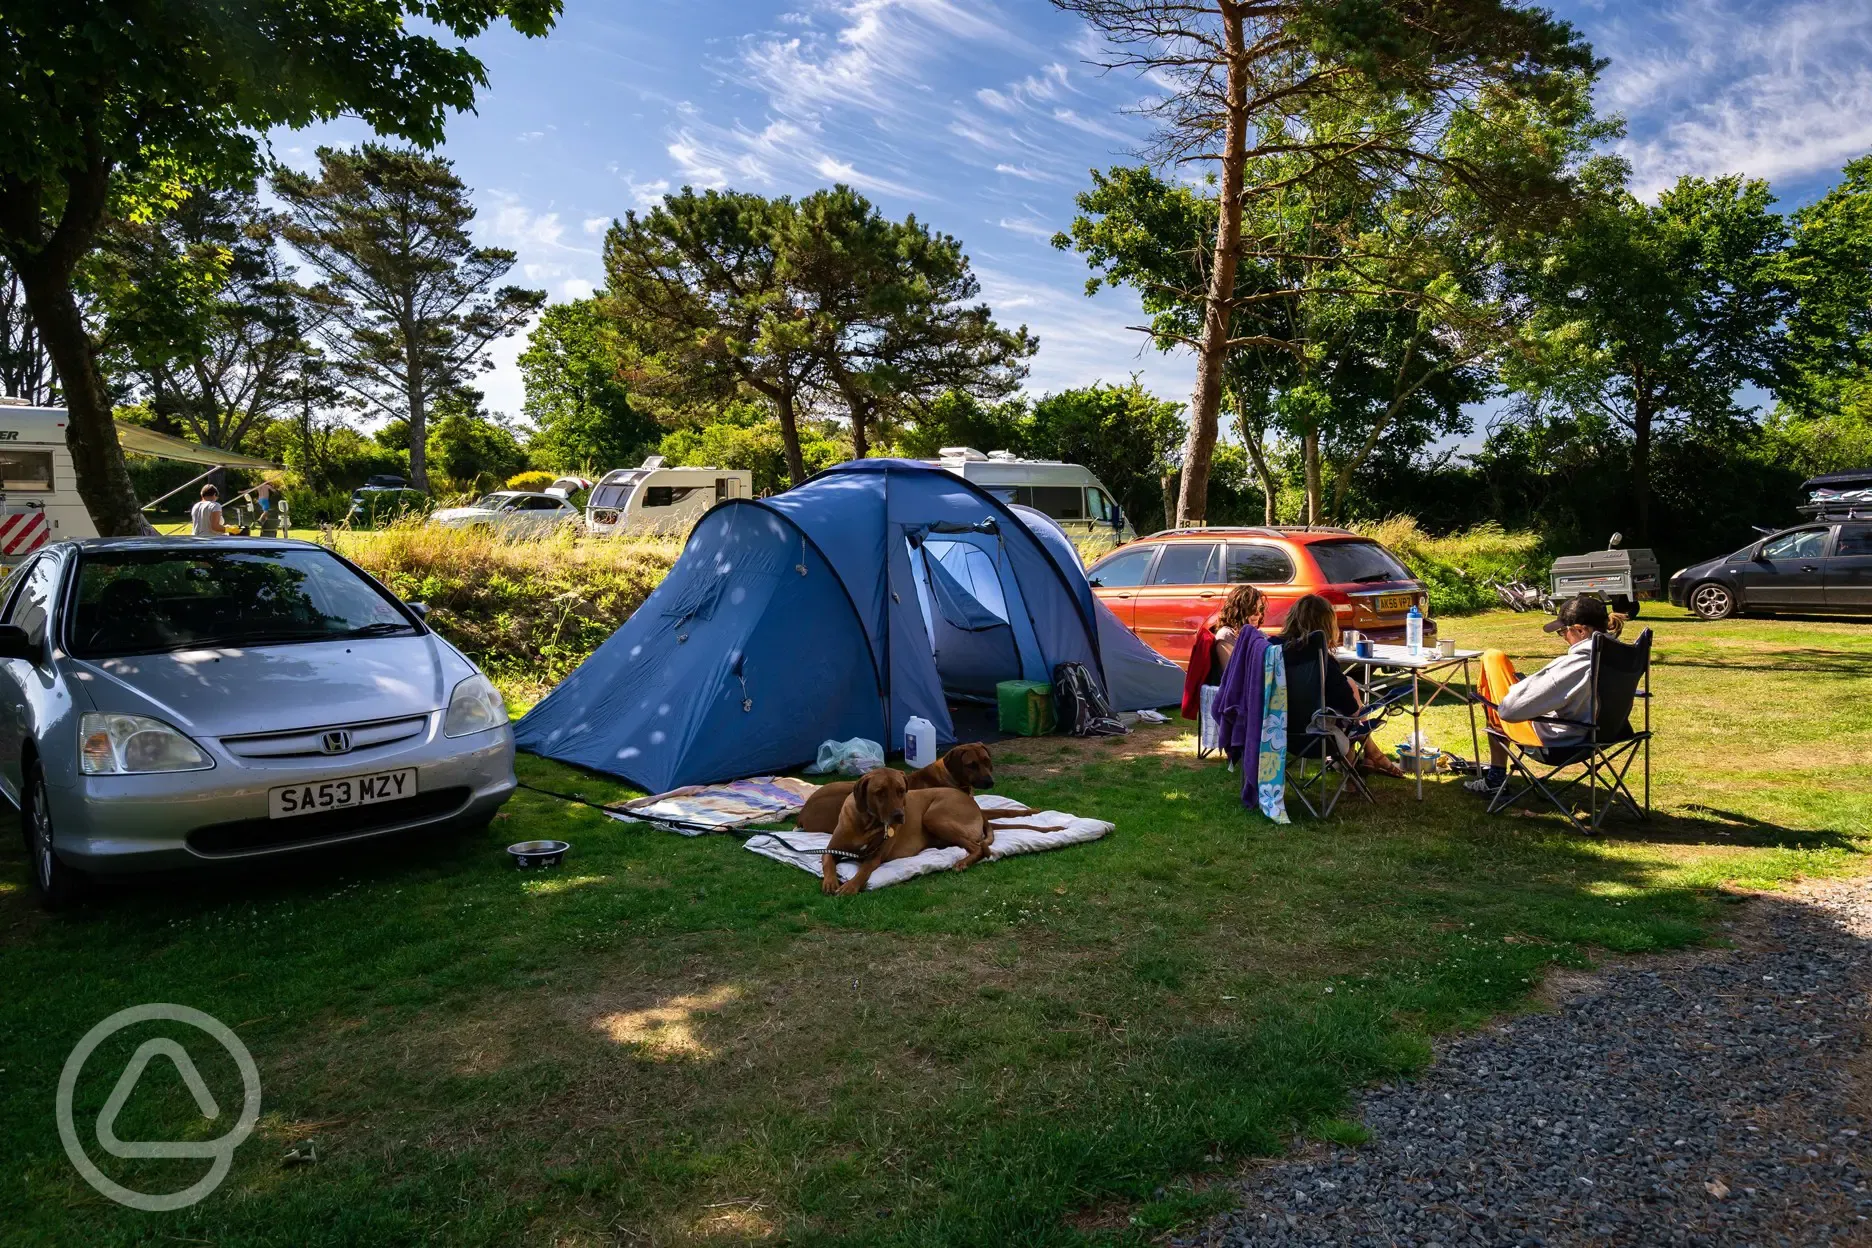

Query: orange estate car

[1085,526,1437,667]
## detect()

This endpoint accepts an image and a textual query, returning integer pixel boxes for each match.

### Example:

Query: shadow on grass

[1655,648,1870,674]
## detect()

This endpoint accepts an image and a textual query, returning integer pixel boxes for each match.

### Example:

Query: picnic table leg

[1413,669,1424,801]
[1464,656,1481,773]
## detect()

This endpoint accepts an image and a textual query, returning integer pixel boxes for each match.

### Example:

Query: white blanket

[743,794,1114,891]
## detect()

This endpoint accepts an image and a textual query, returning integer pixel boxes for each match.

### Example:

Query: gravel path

[1185,879,1872,1247]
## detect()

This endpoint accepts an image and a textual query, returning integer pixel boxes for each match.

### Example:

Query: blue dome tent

[515,459,1132,792]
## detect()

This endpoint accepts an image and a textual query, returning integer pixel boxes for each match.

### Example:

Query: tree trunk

[1303,427,1322,526]
[776,390,807,486]
[1173,3,1249,529]
[14,260,153,536]
[1238,403,1278,526]
[1631,392,1652,544]
[406,354,429,492]
[850,401,869,459]
[1161,471,1177,532]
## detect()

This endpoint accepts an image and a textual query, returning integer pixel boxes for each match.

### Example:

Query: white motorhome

[930,448,1136,542]
[586,456,754,536]
[0,403,96,560]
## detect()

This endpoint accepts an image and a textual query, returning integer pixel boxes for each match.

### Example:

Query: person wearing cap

[1466,596,1624,795]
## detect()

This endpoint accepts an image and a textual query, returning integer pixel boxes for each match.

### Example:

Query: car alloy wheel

[1690,582,1736,621]
[23,762,80,910]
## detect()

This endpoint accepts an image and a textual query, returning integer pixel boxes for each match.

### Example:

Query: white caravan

[0,403,94,560]
[930,448,1137,542]
[586,456,753,536]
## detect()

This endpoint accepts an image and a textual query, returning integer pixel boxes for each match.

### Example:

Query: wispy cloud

[974,264,1193,399]
[1600,0,1872,195]
[996,215,1055,241]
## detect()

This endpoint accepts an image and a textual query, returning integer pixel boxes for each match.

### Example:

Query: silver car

[0,538,516,907]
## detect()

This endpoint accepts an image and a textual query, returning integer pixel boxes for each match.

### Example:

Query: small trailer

[1549,534,1661,617]
[585,456,753,536]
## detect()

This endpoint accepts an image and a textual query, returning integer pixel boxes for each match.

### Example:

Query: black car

[1669,520,1872,619]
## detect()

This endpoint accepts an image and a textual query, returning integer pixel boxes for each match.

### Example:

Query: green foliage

[1030,382,1186,534]
[1355,517,1548,615]
[504,470,558,493]
[424,392,527,492]
[341,524,678,694]
[658,401,848,496]
[518,298,661,473]
[273,144,546,490]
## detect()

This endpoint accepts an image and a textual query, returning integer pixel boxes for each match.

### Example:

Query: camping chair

[1283,632,1384,818]
[1482,628,1652,834]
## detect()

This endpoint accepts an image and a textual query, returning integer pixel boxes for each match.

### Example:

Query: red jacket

[1181,614,1223,720]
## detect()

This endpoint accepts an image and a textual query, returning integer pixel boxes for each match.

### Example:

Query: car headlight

[444,674,508,738]
[80,713,213,775]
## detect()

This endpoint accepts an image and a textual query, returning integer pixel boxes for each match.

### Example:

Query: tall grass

[339,523,682,699]
[1354,517,1549,615]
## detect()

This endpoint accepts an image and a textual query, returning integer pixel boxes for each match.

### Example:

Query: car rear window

[68,549,417,658]
[1307,540,1412,585]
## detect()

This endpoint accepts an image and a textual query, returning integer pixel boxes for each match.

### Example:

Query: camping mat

[607,776,819,835]
[743,794,1112,890]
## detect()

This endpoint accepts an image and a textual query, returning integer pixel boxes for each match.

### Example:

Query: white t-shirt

[190,499,223,536]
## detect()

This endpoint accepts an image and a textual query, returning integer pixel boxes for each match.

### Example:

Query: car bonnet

[66,634,464,739]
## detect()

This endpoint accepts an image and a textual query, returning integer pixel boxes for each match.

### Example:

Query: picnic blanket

[607,776,819,835]
[743,794,1113,891]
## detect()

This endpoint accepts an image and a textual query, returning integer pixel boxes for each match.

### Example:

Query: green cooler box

[996,680,1055,736]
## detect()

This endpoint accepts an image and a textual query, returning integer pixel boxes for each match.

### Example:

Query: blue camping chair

[1281,632,1387,818]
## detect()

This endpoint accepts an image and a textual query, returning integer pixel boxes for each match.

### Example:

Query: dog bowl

[507,839,569,869]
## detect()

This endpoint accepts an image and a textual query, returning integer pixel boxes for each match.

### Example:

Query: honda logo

[320,730,353,756]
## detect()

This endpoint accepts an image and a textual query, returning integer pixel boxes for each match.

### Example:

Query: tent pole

[140,465,225,512]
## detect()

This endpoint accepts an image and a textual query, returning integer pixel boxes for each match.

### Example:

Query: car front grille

[185,787,471,856]
[219,714,430,760]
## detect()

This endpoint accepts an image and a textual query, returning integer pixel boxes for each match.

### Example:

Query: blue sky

[280,0,1872,425]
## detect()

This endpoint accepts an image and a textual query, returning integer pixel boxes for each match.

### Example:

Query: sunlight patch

[692,1203,776,1240]
[522,873,609,897]
[593,984,741,1059]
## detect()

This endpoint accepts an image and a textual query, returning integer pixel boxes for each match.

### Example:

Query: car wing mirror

[0,624,41,663]
[405,602,429,619]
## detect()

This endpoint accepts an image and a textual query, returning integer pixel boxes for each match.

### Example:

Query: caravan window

[1030,485,1085,521]
[644,486,701,508]
[0,450,53,492]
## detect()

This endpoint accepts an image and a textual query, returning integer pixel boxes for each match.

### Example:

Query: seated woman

[1275,593,1405,777]
[1181,584,1268,721]
[1466,595,1624,795]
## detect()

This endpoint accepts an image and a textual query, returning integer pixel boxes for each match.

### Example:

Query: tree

[0,0,559,534]
[1030,382,1186,532]
[0,258,56,404]
[87,187,318,453]
[1508,174,1794,540]
[603,189,821,485]
[893,391,1034,459]
[518,299,662,472]
[274,145,545,492]
[781,186,1035,458]
[425,390,527,491]
[1052,0,1598,525]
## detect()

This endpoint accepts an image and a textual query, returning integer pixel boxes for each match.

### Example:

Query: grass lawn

[0,608,1867,1246]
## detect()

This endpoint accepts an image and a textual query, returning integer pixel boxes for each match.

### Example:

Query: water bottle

[1405,604,1424,657]
[904,716,936,769]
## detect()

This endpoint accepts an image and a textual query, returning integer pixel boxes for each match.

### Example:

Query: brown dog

[797,742,996,834]
[819,768,909,895]
[823,786,996,895]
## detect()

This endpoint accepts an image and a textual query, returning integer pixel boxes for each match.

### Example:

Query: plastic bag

[804,737,885,776]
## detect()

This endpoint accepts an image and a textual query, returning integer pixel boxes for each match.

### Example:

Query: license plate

[268,768,416,819]
[1376,593,1412,613]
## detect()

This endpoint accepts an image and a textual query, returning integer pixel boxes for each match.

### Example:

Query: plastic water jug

[1405,604,1424,657]
[904,716,936,769]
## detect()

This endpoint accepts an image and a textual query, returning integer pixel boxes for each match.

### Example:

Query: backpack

[1052,662,1127,737]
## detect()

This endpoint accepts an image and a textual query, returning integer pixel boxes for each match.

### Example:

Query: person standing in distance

[190,484,227,536]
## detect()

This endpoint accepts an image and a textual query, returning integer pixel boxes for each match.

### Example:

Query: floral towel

[1254,644,1290,824]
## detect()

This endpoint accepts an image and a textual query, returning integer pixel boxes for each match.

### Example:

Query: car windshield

[1308,540,1412,584]
[68,549,417,658]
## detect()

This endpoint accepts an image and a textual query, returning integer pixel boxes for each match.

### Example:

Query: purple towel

[1212,628,1269,778]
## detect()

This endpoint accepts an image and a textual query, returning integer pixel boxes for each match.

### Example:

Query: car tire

[21,760,83,911]
[1689,581,1737,621]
